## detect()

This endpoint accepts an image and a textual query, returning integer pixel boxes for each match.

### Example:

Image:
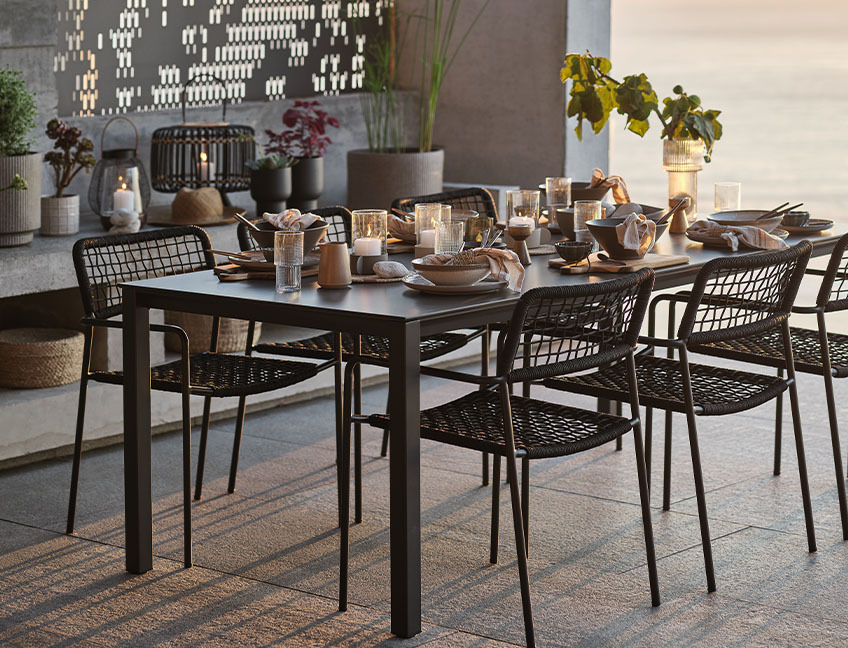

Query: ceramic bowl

[706,210,783,232]
[781,210,810,227]
[606,204,670,241]
[411,258,490,286]
[539,181,609,202]
[248,219,329,252]
[554,240,593,264]
[586,218,668,260]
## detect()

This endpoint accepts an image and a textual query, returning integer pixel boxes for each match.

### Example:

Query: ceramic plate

[402,273,508,295]
[778,219,834,234]
[686,228,788,249]
[228,250,319,270]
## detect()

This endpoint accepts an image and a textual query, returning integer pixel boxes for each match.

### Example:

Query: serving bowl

[706,210,783,233]
[248,219,330,257]
[554,240,593,264]
[586,218,667,260]
[411,257,490,286]
[539,180,609,202]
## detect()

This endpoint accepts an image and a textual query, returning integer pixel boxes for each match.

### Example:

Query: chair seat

[367,390,632,459]
[91,353,318,397]
[692,326,848,378]
[544,354,787,416]
[254,331,470,366]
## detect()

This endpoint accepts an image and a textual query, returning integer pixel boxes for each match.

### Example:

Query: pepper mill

[507,224,533,266]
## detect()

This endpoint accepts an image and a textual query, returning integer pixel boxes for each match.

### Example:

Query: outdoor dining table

[120,226,845,638]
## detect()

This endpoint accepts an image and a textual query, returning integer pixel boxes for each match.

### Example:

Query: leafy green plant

[0,68,38,158]
[246,153,296,171]
[560,52,722,161]
[0,174,27,192]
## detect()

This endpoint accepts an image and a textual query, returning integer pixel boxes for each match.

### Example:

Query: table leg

[388,321,422,638]
[123,288,153,574]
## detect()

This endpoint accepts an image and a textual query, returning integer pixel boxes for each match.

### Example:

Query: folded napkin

[616,212,656,254]
[424,248,525,292]
[263,208,322,230]
[589,168,631,204]
[388,214,416,242]
[687,220,788,252]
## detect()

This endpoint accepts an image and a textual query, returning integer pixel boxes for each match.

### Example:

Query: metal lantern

[88,116,151,231]
[150,74,255,204]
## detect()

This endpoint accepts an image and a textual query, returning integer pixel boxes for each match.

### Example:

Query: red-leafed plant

[44,117,96,197]
[265,100,340,159]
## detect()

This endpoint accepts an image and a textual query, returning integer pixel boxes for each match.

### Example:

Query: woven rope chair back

[72,225,214,320]
[815,232,848,312]
[497,269,655,384]
[236,205,353,252]
[391,187,499,221]
[678,241,812,346]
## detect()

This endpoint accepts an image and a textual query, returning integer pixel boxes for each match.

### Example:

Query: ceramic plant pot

[289,156,324,211]
[347,148,443,210]
[249,166,292,217]
[40,194,80,236]
[0,152,41,246]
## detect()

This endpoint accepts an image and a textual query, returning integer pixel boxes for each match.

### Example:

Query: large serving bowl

[248,219,330,253]
[539,181,609,202]
[586,218,667,260]
[707,210,783,232]
[607,203,670,241]
[411,257,490,286]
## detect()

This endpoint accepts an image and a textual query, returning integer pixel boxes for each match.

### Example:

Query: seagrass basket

[164,312,261,353]
[0,328,84,388]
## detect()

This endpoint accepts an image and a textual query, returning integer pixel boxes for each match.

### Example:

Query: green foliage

[559,52,723,162]
[246,153,296,170]
[0,173,27,193]
[0,68,37,158]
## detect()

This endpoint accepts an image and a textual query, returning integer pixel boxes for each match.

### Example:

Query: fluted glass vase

[662,139,705,233]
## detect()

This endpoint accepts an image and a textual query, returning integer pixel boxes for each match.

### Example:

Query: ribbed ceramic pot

[347,148,444,211]
[289,156,324,211]
[249,166,291,216]
[40,194,80,236]
[0,152,41,246]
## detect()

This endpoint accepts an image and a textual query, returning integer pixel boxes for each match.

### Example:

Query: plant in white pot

[347,0,489,210]
[0,68,40,247]
[42,118,96,236]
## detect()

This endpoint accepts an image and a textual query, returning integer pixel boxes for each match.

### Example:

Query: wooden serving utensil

[233,211,261,230]
[657,197,689,227]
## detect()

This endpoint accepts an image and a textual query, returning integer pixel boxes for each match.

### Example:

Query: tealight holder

[414,203,450,258]
[350,209,388,275]
[507,223,533,266]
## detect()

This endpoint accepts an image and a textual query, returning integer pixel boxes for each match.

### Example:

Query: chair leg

[773,368,784,476]
[66,330,93,535]
[489,453,501,564]
[193,396,213,501]
[633,423,661,606]
[481,327,491,487]
[181,379,193,568]
[355,363,363,523]
[521,456,530,556]
[339,359,356,611]
[380,382,390,458]
[645,406,653,492]
[482,452,490,487]
[615,401,623,451]
[662,411,673,511]
[227,395,249,494]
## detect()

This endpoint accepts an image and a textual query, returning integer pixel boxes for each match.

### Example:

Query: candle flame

[121,183,127,190]
[200,152,208,162]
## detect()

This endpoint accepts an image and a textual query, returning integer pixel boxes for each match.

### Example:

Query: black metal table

[120,228,844,638]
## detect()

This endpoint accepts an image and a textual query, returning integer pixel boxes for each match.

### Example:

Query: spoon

[597,252,627,266]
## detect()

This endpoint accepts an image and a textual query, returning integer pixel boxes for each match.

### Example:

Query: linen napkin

[687,220,788,252]
[388,214,416,241]
[589,168,631,204]
[423,248,525,292]
[615,212,657,255]
[263,208,323,230]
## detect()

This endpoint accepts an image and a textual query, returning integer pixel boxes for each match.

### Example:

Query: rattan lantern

[150,74,255,204]
[88,116,151,230]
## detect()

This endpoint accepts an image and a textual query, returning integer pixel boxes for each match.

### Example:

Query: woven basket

[0,328,84,389]
[164,312,261,353]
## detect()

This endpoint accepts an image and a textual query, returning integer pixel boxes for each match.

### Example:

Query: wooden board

[548,253,690,274]
[214,264,318,282]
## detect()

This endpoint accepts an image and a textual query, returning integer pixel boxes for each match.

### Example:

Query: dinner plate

[402,273,508,295]
[228,250,319,270]
[778,219,834,234]
[686,228,788,249]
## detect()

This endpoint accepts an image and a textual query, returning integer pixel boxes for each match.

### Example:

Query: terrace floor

[4,350,848,647]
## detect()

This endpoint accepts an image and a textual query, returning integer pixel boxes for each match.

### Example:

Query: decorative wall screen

[55,0,386,117]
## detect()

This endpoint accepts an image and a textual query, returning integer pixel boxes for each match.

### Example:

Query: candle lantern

[350,209,388,274]
[414,203,450,257]
[149,74,255,205]
[87,116,151,231]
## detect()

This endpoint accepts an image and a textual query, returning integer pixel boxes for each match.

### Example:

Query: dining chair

[230,205,474,523]
[544,242,816,594]
[352,270,661,647]
[67,226,332,568]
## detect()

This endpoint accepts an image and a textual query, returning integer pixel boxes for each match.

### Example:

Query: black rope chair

[232,206,473,522]
[353,270,660,647]
[544,241,817,595]
[68,226,332,568]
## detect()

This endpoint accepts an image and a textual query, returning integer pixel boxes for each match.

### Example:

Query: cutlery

[233,212,261,230]
[391,208,413,221]
[755,202,790,220]
[209,249,252,260]
[766,202,803,220]
[596,252,627,266]
[657,197,688,227]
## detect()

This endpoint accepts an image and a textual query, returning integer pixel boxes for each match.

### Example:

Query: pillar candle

[113,184,134,212]
[353,237,381,256]
[418,228,436,248]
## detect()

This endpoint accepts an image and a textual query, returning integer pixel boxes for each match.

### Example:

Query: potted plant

[42,118,96,236]
[246,151,295,216]
[0,68,40,247]
[347,0,489,210]
[266,100,339,211]
[560,52,723,229]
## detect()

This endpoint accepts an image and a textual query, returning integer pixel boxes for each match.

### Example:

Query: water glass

[573,200,602,230]
[714,182,741,212]
[545,176,572,211]
[435,221,465,255]
[274,230,304,293]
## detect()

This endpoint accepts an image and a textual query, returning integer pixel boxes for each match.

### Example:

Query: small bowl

[586,218,667,260]
[248,219,330,251]
[411,257,490,286]
[706,210,783,232]
[539,181,609,202]
[781,210,810,228]
[606,204,669,241]
[554,240,593,264]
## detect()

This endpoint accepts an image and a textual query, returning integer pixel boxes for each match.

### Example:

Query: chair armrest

[81,318,190,355]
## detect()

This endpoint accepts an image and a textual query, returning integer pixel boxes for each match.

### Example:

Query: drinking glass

[274,230,304,293]
[545,176,572,212]
[714,182,741,212]
[573,200,602,252]
[435,221,465,255]
[414,203,450,248]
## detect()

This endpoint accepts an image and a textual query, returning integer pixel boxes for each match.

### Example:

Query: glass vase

[662,139,705,232]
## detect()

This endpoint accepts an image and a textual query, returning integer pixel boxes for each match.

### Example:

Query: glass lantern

[87,116,151,230]
[414,203,451,250]
[351,209,388,256]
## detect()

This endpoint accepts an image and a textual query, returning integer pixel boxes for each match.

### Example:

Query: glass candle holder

[506,190,540,229]
[351,209,388,256]
[545,176,572,210]
[414,203,451,248]
[96,165,145,216]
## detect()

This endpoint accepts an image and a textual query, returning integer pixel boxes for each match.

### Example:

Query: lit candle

[353,237,381,256]
[113,183,134,212]
[199,151,215,182]
[509,216,535,229]
[419,228,436,248]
